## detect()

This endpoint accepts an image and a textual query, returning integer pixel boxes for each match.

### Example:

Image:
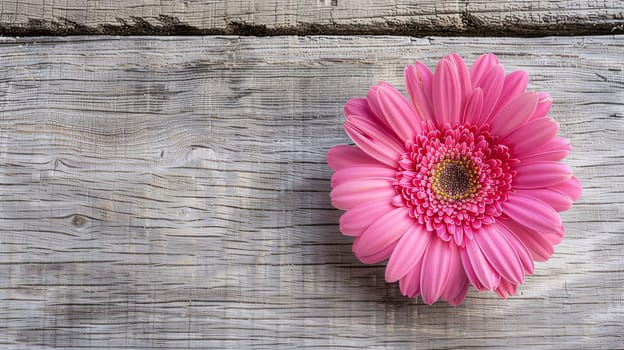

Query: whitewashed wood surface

[0,35,622,349]
[0,0,622,35]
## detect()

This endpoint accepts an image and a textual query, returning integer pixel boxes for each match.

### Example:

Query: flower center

[431,158,479,201]
[393,123,514,246]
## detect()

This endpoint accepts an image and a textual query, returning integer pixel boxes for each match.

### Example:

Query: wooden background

[0,2,623,350]
[0,0,623,36]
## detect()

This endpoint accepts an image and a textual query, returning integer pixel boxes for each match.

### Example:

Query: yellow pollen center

[431,158,480,201]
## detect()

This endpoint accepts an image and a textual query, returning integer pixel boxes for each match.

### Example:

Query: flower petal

[501,219,554,262]
[502,117,559,156]
[339,201,395,237]
[470,53,500,86]
[354,237,399,264]
[543,226,565,246]
[502,193,562,233]
[448,281,470,306]
[520,136,571,162]
[496,71,529,111]
[344,98,372,120]
[331,165,397,188]
[550,176,582,201]
[365,86,394,130]
[497,223,535,274]
[450,224,465,246]
[447,53,472,112]
[440,244,468,304]
[529,92,553,121]
[385,224,433,282]
[463,238,501,290]
[476,223,525,284]
[399,258,424,297]
[516,188,573,212]
[405,62,434,121]
[495,278,517,299]
[354,207,413,259]
[420,237,453,304]
[475,64,505,124]
[330,178,395,210]
[344,116,404,167]
[513,161,572,189]
[377,82,423,141]
[460,247,485,291]
[433,58,462,127]
[463,88,483,124]
[489,91,537,138]
[327,145,380,171]
[346,96,397,140]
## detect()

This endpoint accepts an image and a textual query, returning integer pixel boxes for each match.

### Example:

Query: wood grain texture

[0,35,622,349]
[0,0,622,36]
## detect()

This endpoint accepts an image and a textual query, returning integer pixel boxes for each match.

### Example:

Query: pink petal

[365,86,394,130]
[502,117,559,156]
[497,223,535,274]
[354,237,399,264]
[543,226,565,246]
[522,150,570,162]
[516,188,573,212]
[513,161,572,189]
[385,224,433,282]
[433,58,462,127]
[420,237,453,304]
[495,71,529,111]
[440,244,468,303]
[451,224,465,246]
[339,201,395,237]
[463,88,483,124]
[495,278,517,299]
[377,82,423,141]
[470,53,500,86]
[447,53,472,111]
[448,282,470,306]
[330,178,395,210]
[327,145,380,171]
[399,258,424,297]
[405,62,434,121]
[460,247,486,291]
[476,223,525,284]
[475,64,505,124]
[331,165,397,188]
[347,115,405,154]
[344,98,372,120]
[463,238,501,290]
[520,136,571,162]
[501,219,554,262]
[551,176,582,201]
[353,207,413,259]
[502,193,562,233]
[528,92,553,121]
[346,97,397,140]
[489,91,538,138]
[344,116,404,167]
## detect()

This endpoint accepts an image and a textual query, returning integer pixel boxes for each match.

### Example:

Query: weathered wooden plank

[0,1,622,36]
[0,35,622,349]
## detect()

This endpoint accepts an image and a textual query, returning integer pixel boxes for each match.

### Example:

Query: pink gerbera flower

[327,53,581,305]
